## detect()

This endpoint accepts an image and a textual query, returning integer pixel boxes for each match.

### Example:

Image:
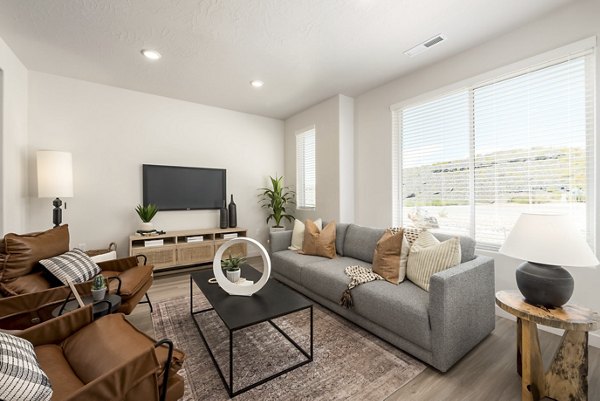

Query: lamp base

[52,197,63,227]
[516,262,574,308]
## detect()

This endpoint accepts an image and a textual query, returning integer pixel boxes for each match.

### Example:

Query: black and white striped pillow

[40,248,101,285]
[0,332,53,401]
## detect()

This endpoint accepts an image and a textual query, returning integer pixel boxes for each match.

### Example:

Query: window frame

[296,126,316,210]
[391,38,596,251]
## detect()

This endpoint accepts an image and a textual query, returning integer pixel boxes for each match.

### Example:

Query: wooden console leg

[545,330,588,401]
[517,318,522,377]
[521,320,544,401]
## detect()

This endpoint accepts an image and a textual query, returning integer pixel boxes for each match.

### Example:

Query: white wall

[284,94,355,224]
[354,0,600,344]
[0,37,28,234]
[27,72,284,256]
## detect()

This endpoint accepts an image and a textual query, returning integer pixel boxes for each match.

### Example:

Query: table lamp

[37,150,73,227]
[499,213,598,307]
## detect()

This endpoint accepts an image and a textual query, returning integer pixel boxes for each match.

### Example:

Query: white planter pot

[226,269,241,283]
[91,288,106,302]
[140,222,154,231]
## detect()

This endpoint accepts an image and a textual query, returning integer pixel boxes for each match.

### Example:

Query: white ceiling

[0,0,574,119]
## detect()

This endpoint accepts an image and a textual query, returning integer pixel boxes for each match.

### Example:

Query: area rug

[152,293,426,400]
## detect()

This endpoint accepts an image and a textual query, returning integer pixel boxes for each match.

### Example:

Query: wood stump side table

[496,291,600,401]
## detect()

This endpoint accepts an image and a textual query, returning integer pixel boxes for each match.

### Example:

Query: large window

[296,127,316,209]
[393,50,594,250]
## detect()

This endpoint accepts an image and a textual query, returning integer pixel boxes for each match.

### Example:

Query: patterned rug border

[152,294,426,400]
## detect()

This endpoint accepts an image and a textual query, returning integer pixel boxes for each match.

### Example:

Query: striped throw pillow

[40,248,101,285]
[406,231,461,291]
[0,332,53,401]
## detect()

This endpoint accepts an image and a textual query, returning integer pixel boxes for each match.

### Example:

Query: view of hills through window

[398,55,591,248]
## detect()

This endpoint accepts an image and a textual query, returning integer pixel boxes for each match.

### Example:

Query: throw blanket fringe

[340,265,383,309]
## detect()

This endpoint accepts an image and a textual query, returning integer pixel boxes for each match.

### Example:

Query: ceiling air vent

[404,34,446,57]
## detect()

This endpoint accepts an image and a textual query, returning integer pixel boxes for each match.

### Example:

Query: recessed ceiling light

[141,49,162,60]
[250,80,264,88]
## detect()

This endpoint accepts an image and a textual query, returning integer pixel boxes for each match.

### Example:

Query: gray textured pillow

[0,332,53,401]
[40,248,101,285]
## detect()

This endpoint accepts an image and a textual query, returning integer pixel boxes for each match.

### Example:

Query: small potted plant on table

[221,255,246,283]
[135,203,158,232]
[91,275,107,301]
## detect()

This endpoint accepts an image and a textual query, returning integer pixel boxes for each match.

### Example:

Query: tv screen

[143,164,226,210]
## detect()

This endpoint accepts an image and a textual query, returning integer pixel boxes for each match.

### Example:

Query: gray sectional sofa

[269,223,495,372]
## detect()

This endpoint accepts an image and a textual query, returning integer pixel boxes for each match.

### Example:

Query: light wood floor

[128,270,600,401]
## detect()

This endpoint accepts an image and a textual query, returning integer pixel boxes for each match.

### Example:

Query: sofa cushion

[343,224,385,263]
[335,223,350,256]
[0,225,70,282]
[0,332,53,401]
[35,344,84,399]
[300,257,369,304]
[271,250,326,284]
[351,280,431,351]
[372,229,404,284]
[40,249,101,285]
[301,221,336,259]
[289,218,322,251]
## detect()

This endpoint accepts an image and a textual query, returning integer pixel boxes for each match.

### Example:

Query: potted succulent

[258,175,295,232]
[91,275,107,301]
[221,255,246,283]
[135,203,158,231]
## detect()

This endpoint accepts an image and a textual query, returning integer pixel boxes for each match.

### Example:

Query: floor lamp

[37,150,73,227]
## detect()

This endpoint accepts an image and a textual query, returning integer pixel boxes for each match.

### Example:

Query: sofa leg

[140,292,154,313]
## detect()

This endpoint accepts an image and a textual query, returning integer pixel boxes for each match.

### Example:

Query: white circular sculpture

[212,237,271,296]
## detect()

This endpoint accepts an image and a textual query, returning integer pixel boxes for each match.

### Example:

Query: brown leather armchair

[14,305,185,401]
[0,225,153,314]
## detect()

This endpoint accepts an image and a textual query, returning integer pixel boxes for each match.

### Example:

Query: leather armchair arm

[98,256,143,273]
[18,306,93,346]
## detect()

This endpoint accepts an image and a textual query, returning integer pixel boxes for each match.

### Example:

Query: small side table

[52,294,122,320]
[496,290,600,401]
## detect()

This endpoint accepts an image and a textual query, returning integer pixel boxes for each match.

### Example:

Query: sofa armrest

[428,255,495,372]
[18,306,94,346]
[269,230,293,253]
[98,256,144,273]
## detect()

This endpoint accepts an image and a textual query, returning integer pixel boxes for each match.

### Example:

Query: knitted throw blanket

[339,265,384,309]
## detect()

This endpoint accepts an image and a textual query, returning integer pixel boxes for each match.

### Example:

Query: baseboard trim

[495,306,600,348]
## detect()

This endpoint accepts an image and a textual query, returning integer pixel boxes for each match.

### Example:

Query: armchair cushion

[101,264,153,297]
[0,225,69,282]
[35,344,84,398]
[1,271,53,296]
[0,332,53,401]
[40,249,100,285]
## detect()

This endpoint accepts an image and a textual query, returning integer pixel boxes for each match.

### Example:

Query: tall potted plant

[258,175,295,231]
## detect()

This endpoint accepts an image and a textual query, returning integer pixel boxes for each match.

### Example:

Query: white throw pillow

[406,231,461,291]
[398,234,410,282]
[289,218,322,251]
[0,332,53,401]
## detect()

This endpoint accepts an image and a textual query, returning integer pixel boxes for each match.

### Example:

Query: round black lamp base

[515,262,574,308]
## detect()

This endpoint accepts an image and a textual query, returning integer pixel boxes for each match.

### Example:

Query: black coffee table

[190,264,313,397]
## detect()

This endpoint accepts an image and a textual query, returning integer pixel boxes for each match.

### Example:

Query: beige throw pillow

[289,218,322,251]
[406,231,461,291]
[372,229,404,284]
[301,220,336,259]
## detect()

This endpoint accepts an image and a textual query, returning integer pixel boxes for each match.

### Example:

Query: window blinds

[394,51,594,249]
[296,128,316,208]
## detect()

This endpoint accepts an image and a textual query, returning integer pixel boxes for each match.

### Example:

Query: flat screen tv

[143,164,226,210]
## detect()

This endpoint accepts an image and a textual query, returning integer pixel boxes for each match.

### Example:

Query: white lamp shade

[499,213,599,268]
[37,150,74,198]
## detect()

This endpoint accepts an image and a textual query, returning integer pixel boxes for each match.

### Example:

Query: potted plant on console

[135,203,158,232]
[258,175,295,232]
[222,255,246,283]
[91,275,107,301]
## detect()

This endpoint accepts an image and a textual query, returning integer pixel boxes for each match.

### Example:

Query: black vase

[219,201,228,229]
[228,194,237,228]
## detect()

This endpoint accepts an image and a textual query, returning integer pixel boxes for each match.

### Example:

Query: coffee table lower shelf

[189,278,313,397]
